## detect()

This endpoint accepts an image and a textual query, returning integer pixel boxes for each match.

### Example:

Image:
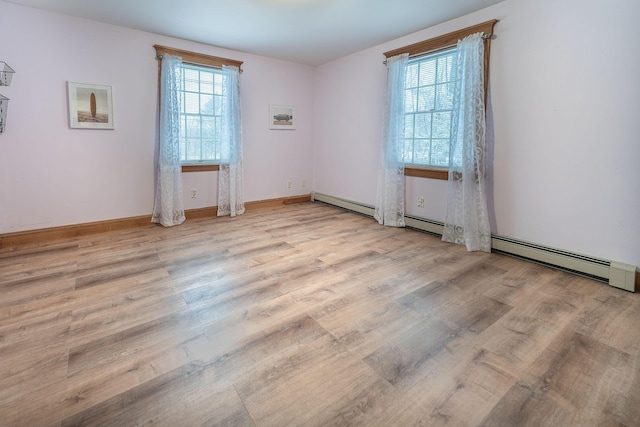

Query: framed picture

[270,104,295,130]
[68,82,114,129]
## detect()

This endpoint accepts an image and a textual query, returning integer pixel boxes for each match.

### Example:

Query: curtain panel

[375,53,409,227]
[442,33,491,252]
[217,65,245,217]
[151,54,186,227]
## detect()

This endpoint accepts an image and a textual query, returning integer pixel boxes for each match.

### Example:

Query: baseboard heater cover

[311,192,636,292]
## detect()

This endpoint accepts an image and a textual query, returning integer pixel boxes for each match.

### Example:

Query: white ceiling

[6,0,504,65]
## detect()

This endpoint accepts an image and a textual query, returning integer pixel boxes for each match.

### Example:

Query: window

[179,64,224,164]
[153,44,243,172]
[403,48,457,168]
[384,20,496,179]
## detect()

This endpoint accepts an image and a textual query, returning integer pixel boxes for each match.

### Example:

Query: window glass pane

[184,69,200,92]
[179,120,186,139]
[413,139,430,164]
[201,138,214,160]
[179,137,186,159]
[201,116,214,139]
[403,139,414,164]
[405,63,419,88]
[432,112,451,138]
[214,116,222,158]
[435,83,454,110]
[431,139,450,166]
[200,94,213,115]
[414,113,431,138]
[404,115,415,139]
[405,88,417,113]
[186,116,200,138]
[437,55,454,83]
[184,93,200,114]
[200,72,214,94]
[214,73,224,95]
[419,60,436,86]
[184,138,200,161]
[214,94,222,116]
[417,86,435,112]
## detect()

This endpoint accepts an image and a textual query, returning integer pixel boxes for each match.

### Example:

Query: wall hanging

[0,61,14,134]
[0,62,14,86]
[67,82,114,129]
[269,104,295,130]
[0,94,8,134]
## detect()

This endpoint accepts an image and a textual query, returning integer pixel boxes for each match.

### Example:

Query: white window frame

[178,63,224,165]
[403,47,458,168]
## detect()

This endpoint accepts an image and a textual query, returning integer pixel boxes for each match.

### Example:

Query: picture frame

[67,82,114,129]
[269,104,295,130]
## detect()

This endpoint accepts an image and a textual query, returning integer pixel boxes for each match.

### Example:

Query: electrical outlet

[302,179,306,188]
[287,181,292,189]
[417,196,425,208]
[191,190,197,198]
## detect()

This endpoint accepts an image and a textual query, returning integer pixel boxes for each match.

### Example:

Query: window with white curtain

[178,63,224,164]
[154,45,243,173]
[383,19,496,180]
[403,48,458,167]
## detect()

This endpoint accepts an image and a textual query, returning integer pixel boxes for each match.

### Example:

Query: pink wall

[312,0,640,267]
[1,0,638,269]
[0,1,314,232]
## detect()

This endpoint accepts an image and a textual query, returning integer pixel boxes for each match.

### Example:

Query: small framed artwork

[270,104,295,130]
[68,82,114,129]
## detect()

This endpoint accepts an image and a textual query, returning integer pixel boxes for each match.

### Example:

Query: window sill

[404,166,449,180]
[182,164,220,173]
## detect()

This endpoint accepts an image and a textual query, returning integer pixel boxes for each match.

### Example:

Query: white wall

[313,0,640,267]
[0,1,314,232]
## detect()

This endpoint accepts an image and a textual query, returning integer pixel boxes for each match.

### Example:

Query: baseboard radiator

[311,192,636,292]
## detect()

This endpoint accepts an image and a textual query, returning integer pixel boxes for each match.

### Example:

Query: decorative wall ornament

[0,62,14,86]
[269,104,295,130]
[67,82,114,129]
[0,61,14,134]
[0,94,9,134]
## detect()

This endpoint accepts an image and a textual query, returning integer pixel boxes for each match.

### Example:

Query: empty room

[0,0,639,425]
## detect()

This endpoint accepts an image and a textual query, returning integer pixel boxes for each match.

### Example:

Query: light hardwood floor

[1,202,638,426]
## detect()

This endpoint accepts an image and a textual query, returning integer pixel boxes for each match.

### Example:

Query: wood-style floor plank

[0,202,638,426]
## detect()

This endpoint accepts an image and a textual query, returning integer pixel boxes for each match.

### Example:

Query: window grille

[403,48,457,167]
[178,63,224,164]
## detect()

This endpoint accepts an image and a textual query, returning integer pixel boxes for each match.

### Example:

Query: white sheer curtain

[375,53,408,227]
[151,54,185,227]
[217,65,245,217]
[442,33,491,252]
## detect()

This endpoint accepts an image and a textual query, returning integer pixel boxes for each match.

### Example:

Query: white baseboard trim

[311,191,636,292]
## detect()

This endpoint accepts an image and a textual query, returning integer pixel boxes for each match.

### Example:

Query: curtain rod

[383,33,493,65]
[155,54,244,73]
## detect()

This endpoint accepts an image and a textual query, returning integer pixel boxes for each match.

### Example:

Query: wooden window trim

[154,45,243,69]
[383,19,496,93]
[386,20,497,180]
[383,20,497,59]
[182,164,220,173]
[404,166,449,180]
